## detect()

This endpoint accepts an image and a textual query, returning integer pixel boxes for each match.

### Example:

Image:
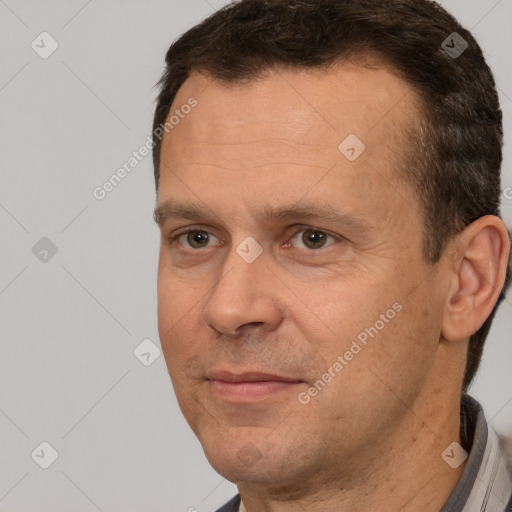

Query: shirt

[215,394,512,512]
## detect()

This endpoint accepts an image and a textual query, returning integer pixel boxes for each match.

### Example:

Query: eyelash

[168,225,343,253]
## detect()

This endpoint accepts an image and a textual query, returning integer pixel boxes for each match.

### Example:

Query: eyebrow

[153,199,372,234]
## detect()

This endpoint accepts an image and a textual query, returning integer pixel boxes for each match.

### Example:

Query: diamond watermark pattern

[237,442,262,468]
[236,237,263,263]
[31,441,59,469]
[32,237,58,263]
[338,134,366,162]
[441,32,468,59]
[442,442,468,469]
[133,338,161,367]
[31,32,59,59]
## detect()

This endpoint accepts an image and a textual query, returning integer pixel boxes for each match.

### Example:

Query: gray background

[0,0,511,510]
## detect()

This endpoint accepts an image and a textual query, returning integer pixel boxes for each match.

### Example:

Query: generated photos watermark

[298,301,403,404]
[92,97,198,201]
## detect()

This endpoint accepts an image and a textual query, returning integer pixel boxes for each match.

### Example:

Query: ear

[441,215,511,342]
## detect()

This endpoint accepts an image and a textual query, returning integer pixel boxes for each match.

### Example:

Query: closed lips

[207,371,303,383]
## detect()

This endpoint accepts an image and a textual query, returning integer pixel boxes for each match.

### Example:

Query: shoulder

[498,435,512,511]
[500,435,512,475]
[214,494,241,512]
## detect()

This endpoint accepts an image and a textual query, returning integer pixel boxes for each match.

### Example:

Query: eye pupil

[303,229,327,249]
[188,231,209,248]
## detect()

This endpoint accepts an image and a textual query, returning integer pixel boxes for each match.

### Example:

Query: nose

[201,243,284,338]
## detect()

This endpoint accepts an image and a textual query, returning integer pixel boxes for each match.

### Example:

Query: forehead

[165,62,416,151]
[157,63,420,229]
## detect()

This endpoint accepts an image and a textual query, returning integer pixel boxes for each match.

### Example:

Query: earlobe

[441,216,511,342]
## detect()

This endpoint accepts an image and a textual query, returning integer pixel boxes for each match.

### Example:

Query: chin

[201,436,297,484]
[207,451,320,502]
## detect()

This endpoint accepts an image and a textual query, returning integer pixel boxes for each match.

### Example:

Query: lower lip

[209,380,302,403]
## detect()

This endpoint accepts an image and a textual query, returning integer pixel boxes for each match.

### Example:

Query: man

[152,0,512,510]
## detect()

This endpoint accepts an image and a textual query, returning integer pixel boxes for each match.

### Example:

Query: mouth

[206,370,304,403]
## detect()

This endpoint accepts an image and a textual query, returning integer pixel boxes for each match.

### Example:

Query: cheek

[157,271,197,369]
[295,274,431,396]
[298,281,395,356]
[359,296,441,404]
[157,270,218,386]
[157,263,194,331]
[301,300,438,446]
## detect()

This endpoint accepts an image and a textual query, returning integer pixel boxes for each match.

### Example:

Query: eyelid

[170,224,217,237]
[288,224,342,239]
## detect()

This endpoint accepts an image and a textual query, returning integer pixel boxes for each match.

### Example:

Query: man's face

[156,64,449,487]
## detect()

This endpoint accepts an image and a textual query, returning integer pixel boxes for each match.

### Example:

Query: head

[153,0,511,491]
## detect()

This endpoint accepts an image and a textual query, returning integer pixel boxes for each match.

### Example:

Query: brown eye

[185,231,211,249]
[302,229,328,249]
[170,229,217,250]
[290,228,338,250]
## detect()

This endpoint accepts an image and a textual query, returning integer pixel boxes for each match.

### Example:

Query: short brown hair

[152,0,511,392]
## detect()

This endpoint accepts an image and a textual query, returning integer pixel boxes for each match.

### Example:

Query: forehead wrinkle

[182,135,333,148]
[173,137,339,173]
[186,162,333,172]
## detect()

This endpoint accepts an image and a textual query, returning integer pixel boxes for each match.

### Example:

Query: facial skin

[155,63,510,511]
